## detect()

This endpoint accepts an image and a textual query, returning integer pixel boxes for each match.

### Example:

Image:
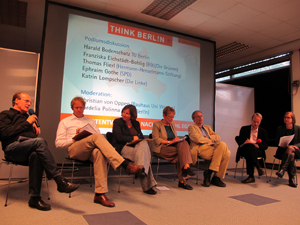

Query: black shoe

[55,176,80,193]
[178,181,193,190]
[241,176,255,183]
[144,187,157,195]
[28,196,51,211]
[182,167,196,177]
[210,176,226,187]
[258,168,265,176]
[202,170,212,187]
[289,178,297,188]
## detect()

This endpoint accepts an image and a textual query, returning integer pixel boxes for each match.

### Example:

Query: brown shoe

[94,194,115,207]
[125,162,143,175]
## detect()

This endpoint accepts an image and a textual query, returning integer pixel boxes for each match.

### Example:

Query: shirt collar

[70,114,85,120]
[251,126,258,132]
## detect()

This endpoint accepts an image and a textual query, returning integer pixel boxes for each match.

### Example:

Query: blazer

[150,120,177,153]
[188,124,221,164]
[276,124,300,149]
[112,118,144,153]
[236,125,269,162]
[188,124,221,147]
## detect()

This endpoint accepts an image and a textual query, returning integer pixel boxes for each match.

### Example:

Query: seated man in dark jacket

[0,92,79,211]
[236,113,269,183]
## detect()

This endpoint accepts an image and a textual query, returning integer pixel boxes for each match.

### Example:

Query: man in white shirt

[188,111,231,187]
[55,97,143,207]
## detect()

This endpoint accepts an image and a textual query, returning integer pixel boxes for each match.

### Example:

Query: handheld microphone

[28,109,40,127]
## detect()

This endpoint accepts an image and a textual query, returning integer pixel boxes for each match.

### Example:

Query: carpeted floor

[1,165,300,225]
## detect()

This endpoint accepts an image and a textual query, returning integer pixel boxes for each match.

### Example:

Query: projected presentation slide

[61,14,200,135]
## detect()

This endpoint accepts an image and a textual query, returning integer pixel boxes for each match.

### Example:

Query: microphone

[28,109,40,127]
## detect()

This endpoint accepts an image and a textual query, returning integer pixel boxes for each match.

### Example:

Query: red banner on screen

[108,22,173,47]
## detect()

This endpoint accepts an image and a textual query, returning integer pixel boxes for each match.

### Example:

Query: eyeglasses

[21,99,31,104]
[284,117,292,119]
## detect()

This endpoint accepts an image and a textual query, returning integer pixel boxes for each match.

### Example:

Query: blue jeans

[4,137,60,196]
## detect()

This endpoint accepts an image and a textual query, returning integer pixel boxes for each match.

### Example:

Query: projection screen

[39,3,215,161]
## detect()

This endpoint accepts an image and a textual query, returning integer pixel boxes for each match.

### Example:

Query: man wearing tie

[236,113,269,183]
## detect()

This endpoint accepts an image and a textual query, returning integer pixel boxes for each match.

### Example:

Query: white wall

[215,83,254,169]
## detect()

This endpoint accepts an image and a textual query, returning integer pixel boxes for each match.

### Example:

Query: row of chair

[234,154,298,184]
[2,133,298,206]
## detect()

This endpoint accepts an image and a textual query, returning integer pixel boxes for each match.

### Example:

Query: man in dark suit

[236,113,269,183]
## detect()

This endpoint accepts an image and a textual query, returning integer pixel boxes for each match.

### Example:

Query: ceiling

[50,0,300,72]
[2,0,300,72]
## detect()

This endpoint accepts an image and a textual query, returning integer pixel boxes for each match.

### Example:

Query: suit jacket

[276,124,300,148]
[112,118,144,153]
[236,125,269,162]
[150,120,177,153]
[188,124,221,164]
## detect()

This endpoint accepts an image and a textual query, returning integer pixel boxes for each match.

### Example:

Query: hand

[172,137,180,143]
[244,139,251,144]
[133,136,139,141]
[254,143,259,148]
[32,123,41,135]
[27,115,37,124]
[291,145,299,150]
[75,128,81,135]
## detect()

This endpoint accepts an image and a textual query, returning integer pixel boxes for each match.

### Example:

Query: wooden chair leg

[234,162,238,178]
[196,159,200,184]
[69,161,75,198]
[45,174,50,200]
[242,158,245,179]
[294,160,298,185]
[156,158,160,181]
[89,163,93,187]
[262,158,268,183]
[5,163,14,207]
[118,168,122,193]
[269,158,276,182]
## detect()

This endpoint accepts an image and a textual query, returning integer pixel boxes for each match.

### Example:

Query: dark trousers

[237,144,264,176]
[4,137,60,196]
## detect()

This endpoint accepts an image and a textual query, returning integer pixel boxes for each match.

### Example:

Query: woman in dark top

[113,104,157,194]
[150,106,195,190]
[275,111,300,187]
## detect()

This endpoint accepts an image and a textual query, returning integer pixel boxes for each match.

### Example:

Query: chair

[1,158,49,207]
[106,132,135,193]
[269,155,298,185]
[234,156,268,182]
[195,156,210,185]
[234,136,268,182]
[153,155,176,181]
[148,133,177,181]
[60,157,93,198]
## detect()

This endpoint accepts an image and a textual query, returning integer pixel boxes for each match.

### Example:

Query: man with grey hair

[236,113,269,183]
[188,110,231,187]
